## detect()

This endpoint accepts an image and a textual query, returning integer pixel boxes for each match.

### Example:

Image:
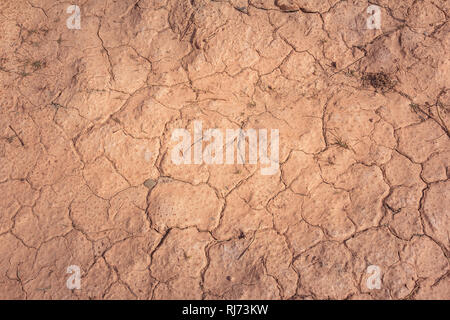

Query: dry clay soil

[0,0,449,300]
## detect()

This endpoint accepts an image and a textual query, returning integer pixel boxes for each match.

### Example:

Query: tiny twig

[237,236,254,260]
[8,125,25,146]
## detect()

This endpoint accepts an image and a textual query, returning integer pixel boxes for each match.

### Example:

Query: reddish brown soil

[0,0,448,299]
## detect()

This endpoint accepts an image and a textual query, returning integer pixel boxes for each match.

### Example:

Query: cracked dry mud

[0,0,449,300]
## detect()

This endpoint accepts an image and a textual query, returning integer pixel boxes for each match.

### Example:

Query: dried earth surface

[0,0,449,299]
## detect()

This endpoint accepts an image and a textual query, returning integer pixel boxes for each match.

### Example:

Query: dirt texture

[0,0,449,300]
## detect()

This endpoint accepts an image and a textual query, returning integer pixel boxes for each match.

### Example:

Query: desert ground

[0,0,449,300]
